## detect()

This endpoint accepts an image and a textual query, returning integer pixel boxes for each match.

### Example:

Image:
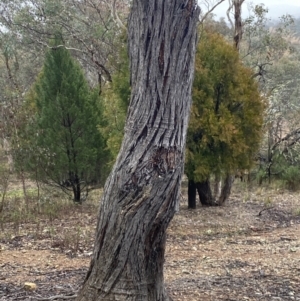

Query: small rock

[24,282,37,291]
[289,291,295,296]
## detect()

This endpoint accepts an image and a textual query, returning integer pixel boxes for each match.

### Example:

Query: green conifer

[17,42,110,202]
[186,30,265,206]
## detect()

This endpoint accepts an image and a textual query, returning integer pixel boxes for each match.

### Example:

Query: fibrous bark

[76,1,199,300]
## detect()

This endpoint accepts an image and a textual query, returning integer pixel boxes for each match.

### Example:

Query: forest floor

[0,181,300,301]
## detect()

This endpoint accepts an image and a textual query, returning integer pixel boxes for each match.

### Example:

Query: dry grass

[0,178,300,300]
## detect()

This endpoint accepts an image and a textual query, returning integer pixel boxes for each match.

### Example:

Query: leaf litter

[0,183,300,300]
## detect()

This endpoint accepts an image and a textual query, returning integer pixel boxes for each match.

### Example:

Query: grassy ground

[0,176,300,300]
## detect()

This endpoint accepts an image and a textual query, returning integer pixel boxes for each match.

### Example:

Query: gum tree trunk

[233,0,245,51]
[76,1,199,301]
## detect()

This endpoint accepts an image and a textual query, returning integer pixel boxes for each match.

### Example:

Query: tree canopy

[14,42,110,202]
[186,30,265,186]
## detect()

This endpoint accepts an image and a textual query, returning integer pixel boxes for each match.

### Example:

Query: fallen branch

[258,206,275,216]
[34,294,77,301]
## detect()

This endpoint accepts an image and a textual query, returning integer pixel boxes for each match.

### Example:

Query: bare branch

[35,293,77,301]
[200,0,226,23]
[271,127,300,153]
[35,41,86,53]
[111,0,127,31]
[101,0,127,30]
[226,0,234,29]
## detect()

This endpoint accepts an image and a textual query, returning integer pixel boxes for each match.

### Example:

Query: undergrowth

[0,181,102,254]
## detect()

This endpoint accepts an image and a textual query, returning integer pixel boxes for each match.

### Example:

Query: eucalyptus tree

[223,2,300,185]
[76,0,200,300]
[0,0,130,89]
[238,5,300,183]
[258,51,300,183]
[101,0,228,163]
[240,4,294,84]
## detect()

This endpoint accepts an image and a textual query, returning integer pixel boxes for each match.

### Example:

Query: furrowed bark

[233,0,245,51]
[76,1,199,300]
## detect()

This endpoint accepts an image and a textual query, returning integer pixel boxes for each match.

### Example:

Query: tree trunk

[195,175,234,206]
[217,174,234,205]
[76,1,199,301]
[196,179,214,206]
[233,0,245,51]
[188,179,197,209]
[213,173,221,197]
[72,174,81,203]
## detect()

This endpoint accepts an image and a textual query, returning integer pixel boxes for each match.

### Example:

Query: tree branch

[226,0,234,29]
[271,127,300,152]
[200,0,226,23]
[111,0,127,31]
[35,293,77,301]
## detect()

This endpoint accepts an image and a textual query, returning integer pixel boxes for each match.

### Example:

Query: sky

[206,0,300,20]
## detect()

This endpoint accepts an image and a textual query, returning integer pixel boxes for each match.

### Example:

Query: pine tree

[186,30,265,207]
[17,43,110,203]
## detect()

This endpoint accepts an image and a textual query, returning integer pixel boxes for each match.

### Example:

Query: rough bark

[233,0,245,51]
[188,179,197,209]
[76,1,199,301]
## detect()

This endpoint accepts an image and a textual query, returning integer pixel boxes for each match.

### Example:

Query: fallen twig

[258,206,275,216]
[34,294,77,301]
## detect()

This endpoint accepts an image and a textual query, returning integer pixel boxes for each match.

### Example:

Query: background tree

[257,50,300,185]
[76,0,200,300]
[0,0,130,89]
[226,0,245,51]
[213,3,300,188]
[100,1,229,164]
[13,41,110,203]
[238,6,300,186]
[0,30,33,198]
[186,30,265,208]
[100,33,130,161]
[0,0,130,182]
[198,0,226,22]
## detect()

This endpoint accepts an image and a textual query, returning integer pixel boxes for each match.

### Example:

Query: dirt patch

[1,184,300,300]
